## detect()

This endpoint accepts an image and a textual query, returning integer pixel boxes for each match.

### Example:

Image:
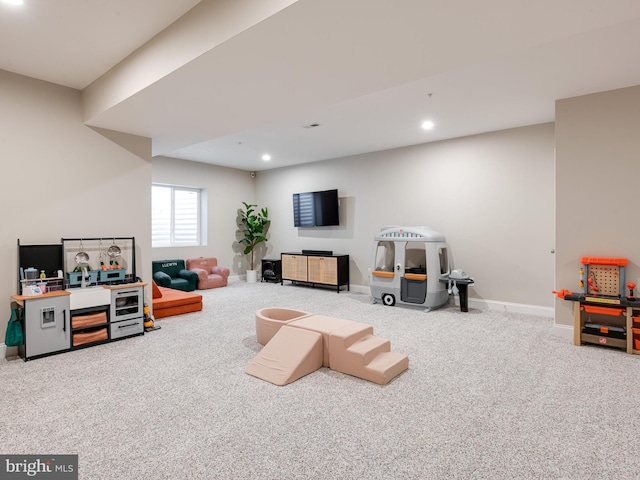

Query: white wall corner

[349,284,370,295]
[552,322,574,340]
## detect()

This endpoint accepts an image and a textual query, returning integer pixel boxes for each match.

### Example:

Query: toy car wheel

[382,293,395,306]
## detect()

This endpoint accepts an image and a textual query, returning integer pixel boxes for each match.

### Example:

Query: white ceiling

[0,0,202,89]
[3,0,640,172]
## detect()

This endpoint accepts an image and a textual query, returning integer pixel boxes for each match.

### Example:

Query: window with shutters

[152,184,205,247]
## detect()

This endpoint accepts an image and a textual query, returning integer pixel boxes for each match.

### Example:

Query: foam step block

[288,315,357,367]
[330,330,393,380]
[330,322,374,349]
[363,352,409,385]
[245,326,323,386]
[347,335,391,365]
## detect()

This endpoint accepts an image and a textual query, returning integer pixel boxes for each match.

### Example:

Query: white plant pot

[246,270,258,283]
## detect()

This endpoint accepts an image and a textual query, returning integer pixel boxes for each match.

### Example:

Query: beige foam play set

[246,307,409,386]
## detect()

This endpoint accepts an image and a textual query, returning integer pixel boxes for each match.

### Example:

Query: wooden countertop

[12,290,71,302]
[12,282,148,302]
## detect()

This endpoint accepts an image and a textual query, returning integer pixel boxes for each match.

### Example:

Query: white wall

[257,123,556,308]
[151,157,256,276]
[0,69,152,355]
[150,124,556,309]
[555,85,640,327]
[13,57,637,356]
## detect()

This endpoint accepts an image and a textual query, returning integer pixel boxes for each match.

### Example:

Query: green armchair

[152,259,198,292]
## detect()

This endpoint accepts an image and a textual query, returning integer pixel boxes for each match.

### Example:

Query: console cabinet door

[282,254,308,282]
[308,256,337,284]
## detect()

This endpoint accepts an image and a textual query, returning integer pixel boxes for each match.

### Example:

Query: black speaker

[261,259,282,283]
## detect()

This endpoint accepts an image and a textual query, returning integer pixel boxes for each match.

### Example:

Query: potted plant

[238,201,270,283]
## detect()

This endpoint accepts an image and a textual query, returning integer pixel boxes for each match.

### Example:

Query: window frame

[152,183,205,248]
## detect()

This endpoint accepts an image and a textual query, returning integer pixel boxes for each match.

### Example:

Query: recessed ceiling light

[421,120,435,130]
[2,0,24,5]
[262,154,271,161]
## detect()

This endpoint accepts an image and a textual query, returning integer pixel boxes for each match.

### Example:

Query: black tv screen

[293,189,339,227]
[18,244,64,278]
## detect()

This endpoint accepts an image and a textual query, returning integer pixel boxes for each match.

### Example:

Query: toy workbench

[559,257,640,354]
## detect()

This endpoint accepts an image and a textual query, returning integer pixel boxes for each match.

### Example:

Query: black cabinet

[261,259,282,283]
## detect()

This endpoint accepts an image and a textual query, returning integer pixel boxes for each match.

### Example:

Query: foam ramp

[245,325,323,386]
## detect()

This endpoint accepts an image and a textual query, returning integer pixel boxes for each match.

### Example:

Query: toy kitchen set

[12,237,147,361]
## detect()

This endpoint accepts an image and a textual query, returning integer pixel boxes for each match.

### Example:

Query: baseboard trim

[249,280,554,317]
[351,284,553,317]
[462,298,554,317]
[553,323,574,340]
[349,284,369,294]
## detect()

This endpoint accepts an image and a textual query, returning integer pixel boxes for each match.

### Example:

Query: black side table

[261,259,282,283]
[439,276,474,312]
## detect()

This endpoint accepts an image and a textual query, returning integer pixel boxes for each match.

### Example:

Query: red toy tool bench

[559,257,640,354]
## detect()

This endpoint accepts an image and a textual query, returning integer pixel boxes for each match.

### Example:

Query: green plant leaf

[238,201,270,270]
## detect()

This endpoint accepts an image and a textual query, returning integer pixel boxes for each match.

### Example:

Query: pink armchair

[186,257,230,289]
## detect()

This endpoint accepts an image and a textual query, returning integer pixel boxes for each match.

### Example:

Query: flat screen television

[293,189,340,227]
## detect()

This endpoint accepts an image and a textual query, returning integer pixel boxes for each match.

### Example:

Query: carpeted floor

[2,281,640,479]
